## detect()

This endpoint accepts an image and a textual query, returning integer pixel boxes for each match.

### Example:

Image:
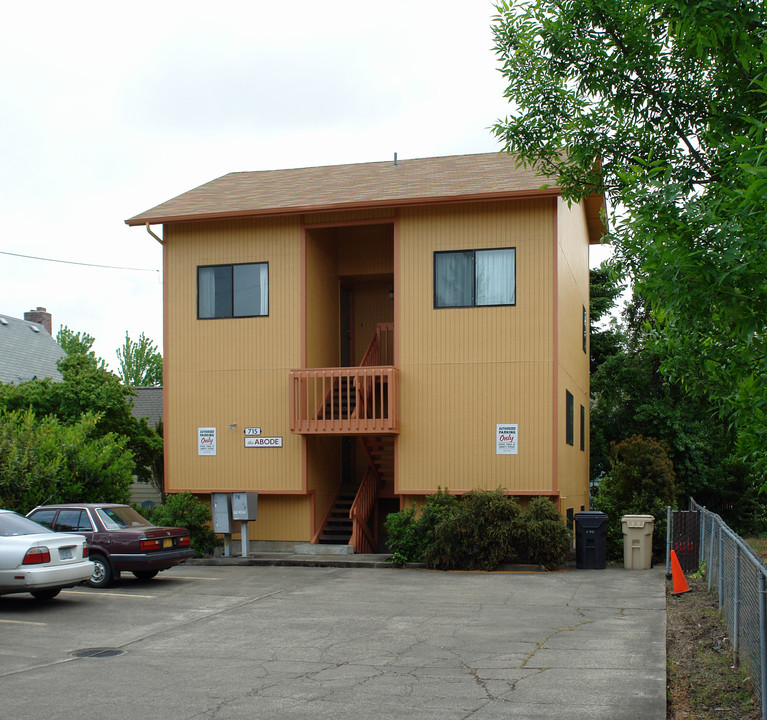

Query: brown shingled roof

[125,152,606,242]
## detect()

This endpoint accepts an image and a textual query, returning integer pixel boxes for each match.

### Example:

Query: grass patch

[666,575,760,719]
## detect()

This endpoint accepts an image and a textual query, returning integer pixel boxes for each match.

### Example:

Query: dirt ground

[666,574,761,719]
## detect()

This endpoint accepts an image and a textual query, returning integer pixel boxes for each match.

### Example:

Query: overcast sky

[1,1,610,372]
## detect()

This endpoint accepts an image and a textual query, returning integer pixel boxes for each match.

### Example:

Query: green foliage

[589,282,764,531]
[493,0,767,483]
[56,325,98,359]
[516,497,572,570]
[423,490,522,571]
[0,408,133,513]
[385,491,572,571]
[589,263,625,374]
[593,435,678,560]
[0,353,162,485]
[383,488,459,565]
[383,504,420,566]
[116,332,163,387]
[147,492,219,557]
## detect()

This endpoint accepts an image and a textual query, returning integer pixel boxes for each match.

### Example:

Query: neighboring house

[0,307,65,384]
[126,152,606,553]
[129,386,164,509]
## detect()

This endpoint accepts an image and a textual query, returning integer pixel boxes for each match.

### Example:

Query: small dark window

[566,507,574,531]
[566,390,574,446]
[55,509,93,533]
[580,404,585,451]
[198,262,269,319]
[434,248,516,308]
[583,305,587,354]
[28,509,56,529]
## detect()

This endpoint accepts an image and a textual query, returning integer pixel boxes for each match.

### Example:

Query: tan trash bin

[621,514,655,569]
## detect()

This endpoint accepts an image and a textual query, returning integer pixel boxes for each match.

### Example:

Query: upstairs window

[198,262,269,319]
[434,248,516,308]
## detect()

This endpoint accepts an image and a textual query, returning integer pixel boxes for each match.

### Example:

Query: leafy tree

[116,332,162,387]
[493,0,767,479]
[0,408,133,513]
[593,435,678,560]
[589,262,624,374]
[56,325,104,367]
[0,353,162,486]
[588,281,764,532]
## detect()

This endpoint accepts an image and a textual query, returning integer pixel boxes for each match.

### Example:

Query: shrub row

[384,489,571,571]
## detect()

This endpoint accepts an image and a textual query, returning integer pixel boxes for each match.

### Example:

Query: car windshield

[0,512,53,537]
[96,506,154,530]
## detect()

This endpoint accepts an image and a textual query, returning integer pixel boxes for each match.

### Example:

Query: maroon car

[27,504,194,588]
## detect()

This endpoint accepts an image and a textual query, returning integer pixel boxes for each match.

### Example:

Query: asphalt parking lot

[0,564,666,720]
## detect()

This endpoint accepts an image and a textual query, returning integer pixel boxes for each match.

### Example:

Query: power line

[0,250,159,273]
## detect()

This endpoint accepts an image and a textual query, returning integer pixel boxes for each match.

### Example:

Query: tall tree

[116,332,163,387]
[57,325,96,356]
[0,353,162,486]
[493,0,767,478]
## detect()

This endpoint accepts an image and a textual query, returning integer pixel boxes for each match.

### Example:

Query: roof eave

[125,188,564,228]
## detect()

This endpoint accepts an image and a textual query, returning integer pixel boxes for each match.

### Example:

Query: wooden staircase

[313,325,397,552]
[361,436,395,487]
[317,484,357,544]
[322,377,356,420]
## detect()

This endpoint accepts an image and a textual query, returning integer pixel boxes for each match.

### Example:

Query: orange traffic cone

[670,550,690,595]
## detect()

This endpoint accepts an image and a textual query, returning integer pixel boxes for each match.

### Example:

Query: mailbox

[211,493,232,534]
[231,492,258,521]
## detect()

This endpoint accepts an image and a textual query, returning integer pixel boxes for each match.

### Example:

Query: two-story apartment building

[126,153,605,553]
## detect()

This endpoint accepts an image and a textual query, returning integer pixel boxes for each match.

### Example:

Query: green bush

[147,492,219,557]
[516,497,572,570]
[424,489,522,571]
[593,434,678,561]
[385,489,572,571]
[383,504,420,566]
[383,488,459,565]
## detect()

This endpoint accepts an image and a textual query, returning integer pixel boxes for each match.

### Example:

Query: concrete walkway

[0,559,666,720]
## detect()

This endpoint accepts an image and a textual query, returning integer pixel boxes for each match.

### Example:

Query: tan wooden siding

[163,218,304,495]
[234,495,312,543]
[304,232,340,368]
[396,199,556,493]
[556,200,591,510]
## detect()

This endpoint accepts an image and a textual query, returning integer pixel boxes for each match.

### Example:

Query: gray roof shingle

[0,314,66,384]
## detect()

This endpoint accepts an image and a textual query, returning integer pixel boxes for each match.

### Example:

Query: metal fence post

[666,506,672,575]
[734,545,740,659]
[718,527,724,612]
[709,514,715,591]
[759,573,767,720]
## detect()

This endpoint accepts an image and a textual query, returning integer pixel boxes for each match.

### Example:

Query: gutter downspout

[145,223,163,245]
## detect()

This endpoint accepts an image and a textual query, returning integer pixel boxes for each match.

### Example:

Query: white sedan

[0,509,94,600]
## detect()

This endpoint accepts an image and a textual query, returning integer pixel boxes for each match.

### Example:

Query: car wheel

[132,570,159,581]
[88,554,113,588]
[31,588,61,600]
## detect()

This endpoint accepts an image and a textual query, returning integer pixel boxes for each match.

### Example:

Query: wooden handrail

[349,467,378,553]
[290,366,399,434]
[360,323,394,368]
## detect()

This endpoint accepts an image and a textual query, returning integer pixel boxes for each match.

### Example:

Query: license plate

[59,547,74,560]
[163,539,173,548]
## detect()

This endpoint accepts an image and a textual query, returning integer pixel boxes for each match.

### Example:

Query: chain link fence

[668,499,767,720]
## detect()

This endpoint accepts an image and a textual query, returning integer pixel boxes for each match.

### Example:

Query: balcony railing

[289,366,399,434]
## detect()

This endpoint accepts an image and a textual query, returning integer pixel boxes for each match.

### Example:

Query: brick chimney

[24,306,52,335]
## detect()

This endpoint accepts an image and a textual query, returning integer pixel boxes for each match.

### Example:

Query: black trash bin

[574,511,609,569]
